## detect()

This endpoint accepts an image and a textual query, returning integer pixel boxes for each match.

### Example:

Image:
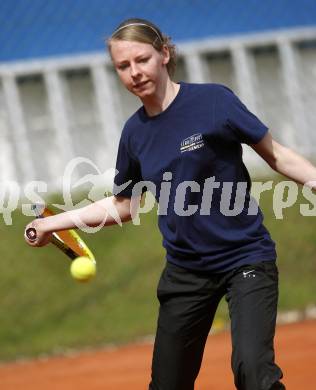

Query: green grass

[0,206,165,361]
[0,177,315,361]
[259,181,316,309]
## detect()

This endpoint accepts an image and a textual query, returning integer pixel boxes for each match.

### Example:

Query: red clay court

[1,320,315,389]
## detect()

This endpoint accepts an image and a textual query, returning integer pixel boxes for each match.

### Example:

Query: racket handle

[25,227,37,241]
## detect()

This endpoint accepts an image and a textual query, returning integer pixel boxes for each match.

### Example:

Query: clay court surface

[1,320,315,389]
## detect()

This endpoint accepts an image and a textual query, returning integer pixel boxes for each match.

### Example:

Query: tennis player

[25,18,316,390]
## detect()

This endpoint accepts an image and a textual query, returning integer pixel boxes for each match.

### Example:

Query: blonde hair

[107,18,177,77]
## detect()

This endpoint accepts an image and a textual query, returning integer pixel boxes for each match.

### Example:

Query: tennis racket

[25,204,95,263]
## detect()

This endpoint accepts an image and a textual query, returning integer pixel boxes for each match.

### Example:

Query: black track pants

[149,260,285,390]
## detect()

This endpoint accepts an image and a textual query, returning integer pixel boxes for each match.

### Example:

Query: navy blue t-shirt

[113,82,276,272]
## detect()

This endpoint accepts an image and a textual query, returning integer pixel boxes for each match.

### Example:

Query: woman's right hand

[24,219,52,247]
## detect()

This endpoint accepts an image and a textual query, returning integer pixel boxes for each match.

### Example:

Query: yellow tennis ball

[70,256,96,282]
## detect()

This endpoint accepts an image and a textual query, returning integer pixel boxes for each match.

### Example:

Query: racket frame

[29,204,95,263]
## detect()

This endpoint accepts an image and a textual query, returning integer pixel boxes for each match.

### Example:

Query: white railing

[0,26,315,188]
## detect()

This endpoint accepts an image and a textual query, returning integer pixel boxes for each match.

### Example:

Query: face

[110,40,170,99]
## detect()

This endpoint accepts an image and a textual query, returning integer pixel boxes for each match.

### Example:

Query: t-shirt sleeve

[112,134,144,198]
[218,85,269,145]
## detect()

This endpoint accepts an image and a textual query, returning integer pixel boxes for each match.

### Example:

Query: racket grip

[25,227,37,241]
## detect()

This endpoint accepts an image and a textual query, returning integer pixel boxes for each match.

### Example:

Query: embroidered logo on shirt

[243,270,256,278]
[180,133,205,153]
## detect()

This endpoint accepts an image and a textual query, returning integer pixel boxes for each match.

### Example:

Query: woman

[25,18,316,390]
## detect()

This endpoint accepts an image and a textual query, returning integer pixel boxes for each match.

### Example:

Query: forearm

[273,145,316,188]
[36,196,132,233]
